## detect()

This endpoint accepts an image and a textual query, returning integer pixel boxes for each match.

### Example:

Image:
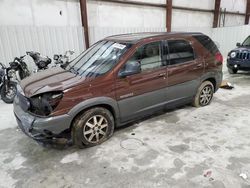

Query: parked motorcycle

[53,50,74,69]
[0,62,17,104]
[26,51,52,72]
[9,55,31,81]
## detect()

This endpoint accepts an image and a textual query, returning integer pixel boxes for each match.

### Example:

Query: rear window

[193,35,219,55]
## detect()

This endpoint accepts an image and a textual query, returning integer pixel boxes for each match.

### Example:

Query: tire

[72,107,114,148]
[0,81,17,104]
[228,68,238,74]
[192,81,214,107]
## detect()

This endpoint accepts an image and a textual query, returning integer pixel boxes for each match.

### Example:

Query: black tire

[72,107,114,148]
[192,81,214,107]
[228,68,238,74]
[0,81,17,104]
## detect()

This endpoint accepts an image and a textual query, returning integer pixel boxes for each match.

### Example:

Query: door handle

[192,63,203,70]
[158,73,166,78]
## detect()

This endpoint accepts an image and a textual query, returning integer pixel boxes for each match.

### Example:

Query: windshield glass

[242,36,250,46]
[66,41,131,77]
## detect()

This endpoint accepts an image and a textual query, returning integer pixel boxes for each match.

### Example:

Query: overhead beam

[92,0,245,15]
[96,0,165,8]
[213,0,221,28]
[80,0,90,49]
[245,0,250,24]
[166,0,172,32]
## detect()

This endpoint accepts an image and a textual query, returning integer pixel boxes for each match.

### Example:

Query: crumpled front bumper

[13,94,72,144]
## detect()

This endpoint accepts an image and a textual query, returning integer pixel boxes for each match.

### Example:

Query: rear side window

[167,40,195,65]
[193,35,219,55]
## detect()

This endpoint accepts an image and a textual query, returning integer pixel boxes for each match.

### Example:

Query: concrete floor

[1,69,250,188]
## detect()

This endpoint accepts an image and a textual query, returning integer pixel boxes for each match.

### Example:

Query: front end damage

[14,85,72,145]
[29,91,63,116]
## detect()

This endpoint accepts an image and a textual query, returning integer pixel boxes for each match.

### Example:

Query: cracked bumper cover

[13,96,72,143]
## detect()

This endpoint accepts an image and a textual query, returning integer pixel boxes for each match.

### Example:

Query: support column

[213,0,221,28]
[166,0,172,32]
[245,0,250,24]
[80,0,90,49]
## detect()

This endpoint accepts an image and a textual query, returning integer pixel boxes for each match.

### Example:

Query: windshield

[66,41,131,77]
[242,36,250,46]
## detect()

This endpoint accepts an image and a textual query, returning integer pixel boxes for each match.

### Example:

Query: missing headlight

[29,91,63,116]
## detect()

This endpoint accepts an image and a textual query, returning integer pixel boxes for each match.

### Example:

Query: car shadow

[230,71,250,76]
[42,104,191,150]
[115,104,190,132]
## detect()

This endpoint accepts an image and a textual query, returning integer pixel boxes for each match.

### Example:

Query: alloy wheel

[83,115,108,144]
[199,85,213,106]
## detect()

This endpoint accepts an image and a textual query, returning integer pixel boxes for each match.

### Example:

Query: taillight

[215,52,223,63]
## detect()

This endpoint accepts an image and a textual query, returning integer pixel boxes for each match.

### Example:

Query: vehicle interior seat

[140,45,161,70]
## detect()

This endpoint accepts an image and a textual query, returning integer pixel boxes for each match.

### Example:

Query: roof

[105,32,203,43]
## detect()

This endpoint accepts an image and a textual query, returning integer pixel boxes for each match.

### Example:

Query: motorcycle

[53,50,74,69]
[9,55,31,81]
[26,51,52,72]
[0,62,17,104]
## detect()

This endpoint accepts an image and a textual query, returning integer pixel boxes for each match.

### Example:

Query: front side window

[167,40,195,65]
[66,41,131,77]
[242,36,250,46]
[126,42,162,72]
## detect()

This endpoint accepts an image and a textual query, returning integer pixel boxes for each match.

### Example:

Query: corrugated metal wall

[0,26,85,65]
[212,25,250,56]
[0,26,167,66]
[89,27,167,44]
[0,25,249,66]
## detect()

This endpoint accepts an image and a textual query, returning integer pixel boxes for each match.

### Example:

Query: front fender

[67,96,120,121]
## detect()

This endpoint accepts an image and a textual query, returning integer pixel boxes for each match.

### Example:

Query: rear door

[115,41,167,122]
[164,39,204,102]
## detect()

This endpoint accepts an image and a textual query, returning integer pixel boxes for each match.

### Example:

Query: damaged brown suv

[14,32,223,148]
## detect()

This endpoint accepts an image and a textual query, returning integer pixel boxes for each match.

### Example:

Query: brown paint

[20,32,222,117]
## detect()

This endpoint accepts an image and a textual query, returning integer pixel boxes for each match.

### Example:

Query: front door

[115,41,167,122]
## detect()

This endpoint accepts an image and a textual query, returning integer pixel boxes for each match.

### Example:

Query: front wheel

[72,107,114,148]
[0,81,17,104]
[192,81,214,107]
[228,68,238,74]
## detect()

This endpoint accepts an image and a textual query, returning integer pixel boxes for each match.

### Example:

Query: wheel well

[204,78,216,91]
[69,104,116,132]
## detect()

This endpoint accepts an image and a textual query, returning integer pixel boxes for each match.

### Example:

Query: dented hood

[20,67,83,97]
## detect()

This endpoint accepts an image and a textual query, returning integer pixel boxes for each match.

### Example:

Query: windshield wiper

[70,68,79,75]
[66,65,79,75]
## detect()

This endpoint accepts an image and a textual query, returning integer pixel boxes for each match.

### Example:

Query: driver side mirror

[236,42,241,47]
[118,61,141,78]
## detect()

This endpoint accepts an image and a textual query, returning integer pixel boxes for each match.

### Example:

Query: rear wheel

[72,107,114,148]
[0,81,17,104]
[228,68,238,74]
[192,81,214,107]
